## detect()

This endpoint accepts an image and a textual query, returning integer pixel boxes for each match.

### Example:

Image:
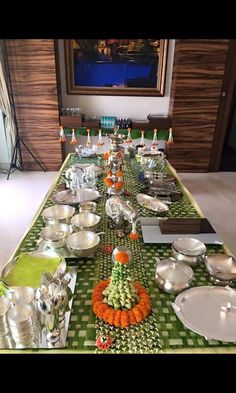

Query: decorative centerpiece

[58,126,66,143]
[92,251,151,328]
[105,195,139,238]
[152,128,158,148]
[70,128,77,145]
[97,129,105,146]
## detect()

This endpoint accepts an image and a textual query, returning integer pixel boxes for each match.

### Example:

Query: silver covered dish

[155,257,194,294]
[172,237,206,266]
[205,254,236,283]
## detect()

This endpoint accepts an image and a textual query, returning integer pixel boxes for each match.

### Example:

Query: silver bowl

[66,231,100,258]
[71,212,100,232]
[42,205,75,225]
[40,223,73,248]
[79,201,97,213]
[205,254,236,284]
[155,257,194,294]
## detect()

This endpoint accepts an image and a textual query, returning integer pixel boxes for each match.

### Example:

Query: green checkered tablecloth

[3,153,236,353]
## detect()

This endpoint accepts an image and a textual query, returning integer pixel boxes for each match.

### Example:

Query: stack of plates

[8,304,38,347]
[0,297,11,337]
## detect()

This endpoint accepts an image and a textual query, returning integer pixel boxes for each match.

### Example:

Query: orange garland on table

[129,232,140,241]
[103,177,113,187]
[114,181,124,190]
[92,280,151,328]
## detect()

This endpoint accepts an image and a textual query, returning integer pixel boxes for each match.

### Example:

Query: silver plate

[205,254,236,282]
[173,286,236,342]
[136,193,169,213]
[53,189,100,205]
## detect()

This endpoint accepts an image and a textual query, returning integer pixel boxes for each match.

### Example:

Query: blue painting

[72,39,160,89]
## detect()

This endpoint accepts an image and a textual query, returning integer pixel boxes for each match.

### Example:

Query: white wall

[58,40,175,119]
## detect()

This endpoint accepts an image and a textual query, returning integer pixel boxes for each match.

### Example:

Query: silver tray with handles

[172,285,236,342]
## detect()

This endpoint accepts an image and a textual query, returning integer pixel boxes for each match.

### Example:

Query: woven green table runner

[7,153,236,353]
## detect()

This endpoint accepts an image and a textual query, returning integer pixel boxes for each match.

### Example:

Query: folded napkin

[5,253,62,288]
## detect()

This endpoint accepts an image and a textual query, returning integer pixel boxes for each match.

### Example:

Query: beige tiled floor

[0,170,236,273]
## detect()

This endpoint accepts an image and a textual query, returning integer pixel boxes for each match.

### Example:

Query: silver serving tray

[172,286,236,342]
[37,239,98,259]
[136,193,169,213]
[53,189,100,205]
[1,250,67,285]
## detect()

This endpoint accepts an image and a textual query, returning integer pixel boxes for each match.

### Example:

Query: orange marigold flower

[103,152,110,160]
[106,170,112,176]
[132,306,143,323]
[114,310,122,327]
[128,310,137,325]
[129,232,139,241]
[96,303,109,319]
[116,171,123,177]
[115,251,129,264]
[114,181,124,190]
[104,177,113,187]
[121,311,130,328]
[93,301,104,314]
[103,308,112,323]
[108,309,116,326]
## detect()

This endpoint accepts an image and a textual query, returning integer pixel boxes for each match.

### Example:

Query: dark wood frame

[64,39,168,96]
[209,40,236,171]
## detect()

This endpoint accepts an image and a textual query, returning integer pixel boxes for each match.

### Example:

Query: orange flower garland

[116,171,123,177]
[103,152,110,161]
[114,181,124,190]
[129,232,140,241]
[106,170,112,176]
[115,251,129,264]
[92,280,151,328]
[103,177,113,187]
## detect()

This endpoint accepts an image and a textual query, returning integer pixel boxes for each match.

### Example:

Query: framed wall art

[64,39,168,96]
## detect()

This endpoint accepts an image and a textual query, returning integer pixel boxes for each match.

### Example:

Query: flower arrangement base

[92,280,151,328]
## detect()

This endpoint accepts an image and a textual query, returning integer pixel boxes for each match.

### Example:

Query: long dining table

[1,153,235,354]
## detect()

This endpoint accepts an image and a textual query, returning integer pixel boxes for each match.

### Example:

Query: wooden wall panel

[6,39,62,171]
[168,39,229,172]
